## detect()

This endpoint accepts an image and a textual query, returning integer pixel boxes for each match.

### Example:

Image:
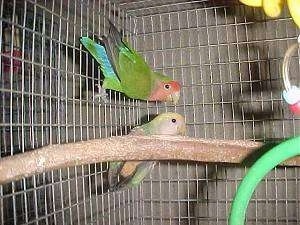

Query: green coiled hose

[229,136,300,225]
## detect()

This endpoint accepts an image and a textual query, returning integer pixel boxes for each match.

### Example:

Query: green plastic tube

[229,136,300,225]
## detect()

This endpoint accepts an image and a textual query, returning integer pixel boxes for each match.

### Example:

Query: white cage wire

[0,0,299,224]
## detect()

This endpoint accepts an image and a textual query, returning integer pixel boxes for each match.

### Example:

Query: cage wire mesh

[0,0,300,224]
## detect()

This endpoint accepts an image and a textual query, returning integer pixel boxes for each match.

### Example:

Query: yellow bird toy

[240,0,300,28]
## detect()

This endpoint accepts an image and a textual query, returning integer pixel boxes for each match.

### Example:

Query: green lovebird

[108,112,186,191]
[80,21,181,104]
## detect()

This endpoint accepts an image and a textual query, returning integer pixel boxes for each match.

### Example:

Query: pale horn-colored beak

[167,91,180,105]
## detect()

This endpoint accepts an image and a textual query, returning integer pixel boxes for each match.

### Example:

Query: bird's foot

[94,84,108,103]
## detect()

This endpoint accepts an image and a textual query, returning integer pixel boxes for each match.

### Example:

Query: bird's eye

[171,118,176,123]
[164,84,170,90]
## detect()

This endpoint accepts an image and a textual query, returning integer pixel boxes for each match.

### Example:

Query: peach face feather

[148,80,181,104]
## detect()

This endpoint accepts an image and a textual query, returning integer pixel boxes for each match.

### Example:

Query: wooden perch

[0,135,299,185]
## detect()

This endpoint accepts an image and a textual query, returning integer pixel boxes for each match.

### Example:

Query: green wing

[101,21,173,100]
[116,161,156,190]
[117,45,154,99]
[104,22,155,100]
[80,37,123,92]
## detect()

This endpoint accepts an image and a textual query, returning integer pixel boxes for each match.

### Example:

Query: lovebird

[108,112,186,191]
[80,21,181,104]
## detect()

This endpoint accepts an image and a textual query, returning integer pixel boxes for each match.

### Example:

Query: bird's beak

[178,125,187,136]
[167,91,180,105]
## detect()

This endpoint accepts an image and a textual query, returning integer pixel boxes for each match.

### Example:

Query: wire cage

[0,0,300,224]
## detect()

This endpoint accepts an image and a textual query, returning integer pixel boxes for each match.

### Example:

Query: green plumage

[80,22,172,100]
[108,113,186,191]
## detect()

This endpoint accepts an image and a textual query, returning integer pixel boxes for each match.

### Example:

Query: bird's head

[150,112,186,136]
[149,80,181,104]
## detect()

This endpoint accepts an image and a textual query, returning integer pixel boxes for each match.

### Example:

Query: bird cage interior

[0,0,300,224]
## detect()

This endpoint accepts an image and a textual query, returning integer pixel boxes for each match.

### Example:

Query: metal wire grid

[138,163,300,225]
[126,1,300,225]
[129,1,300,140]
[0,0,299,225]
[0,0,141,224]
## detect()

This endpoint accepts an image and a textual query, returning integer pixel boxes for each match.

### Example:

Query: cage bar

[0,0,299,225]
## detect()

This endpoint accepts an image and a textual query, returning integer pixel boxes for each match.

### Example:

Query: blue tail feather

[80,37,119,82]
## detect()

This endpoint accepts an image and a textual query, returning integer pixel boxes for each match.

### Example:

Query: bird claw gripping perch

[282,36,300,116]
[94,83,108,103]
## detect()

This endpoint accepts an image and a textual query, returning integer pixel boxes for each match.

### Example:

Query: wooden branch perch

[0,135,299,185]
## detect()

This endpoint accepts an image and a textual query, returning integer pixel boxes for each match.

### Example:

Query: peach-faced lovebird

[108,112,186,191]
[80,21,181,104]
